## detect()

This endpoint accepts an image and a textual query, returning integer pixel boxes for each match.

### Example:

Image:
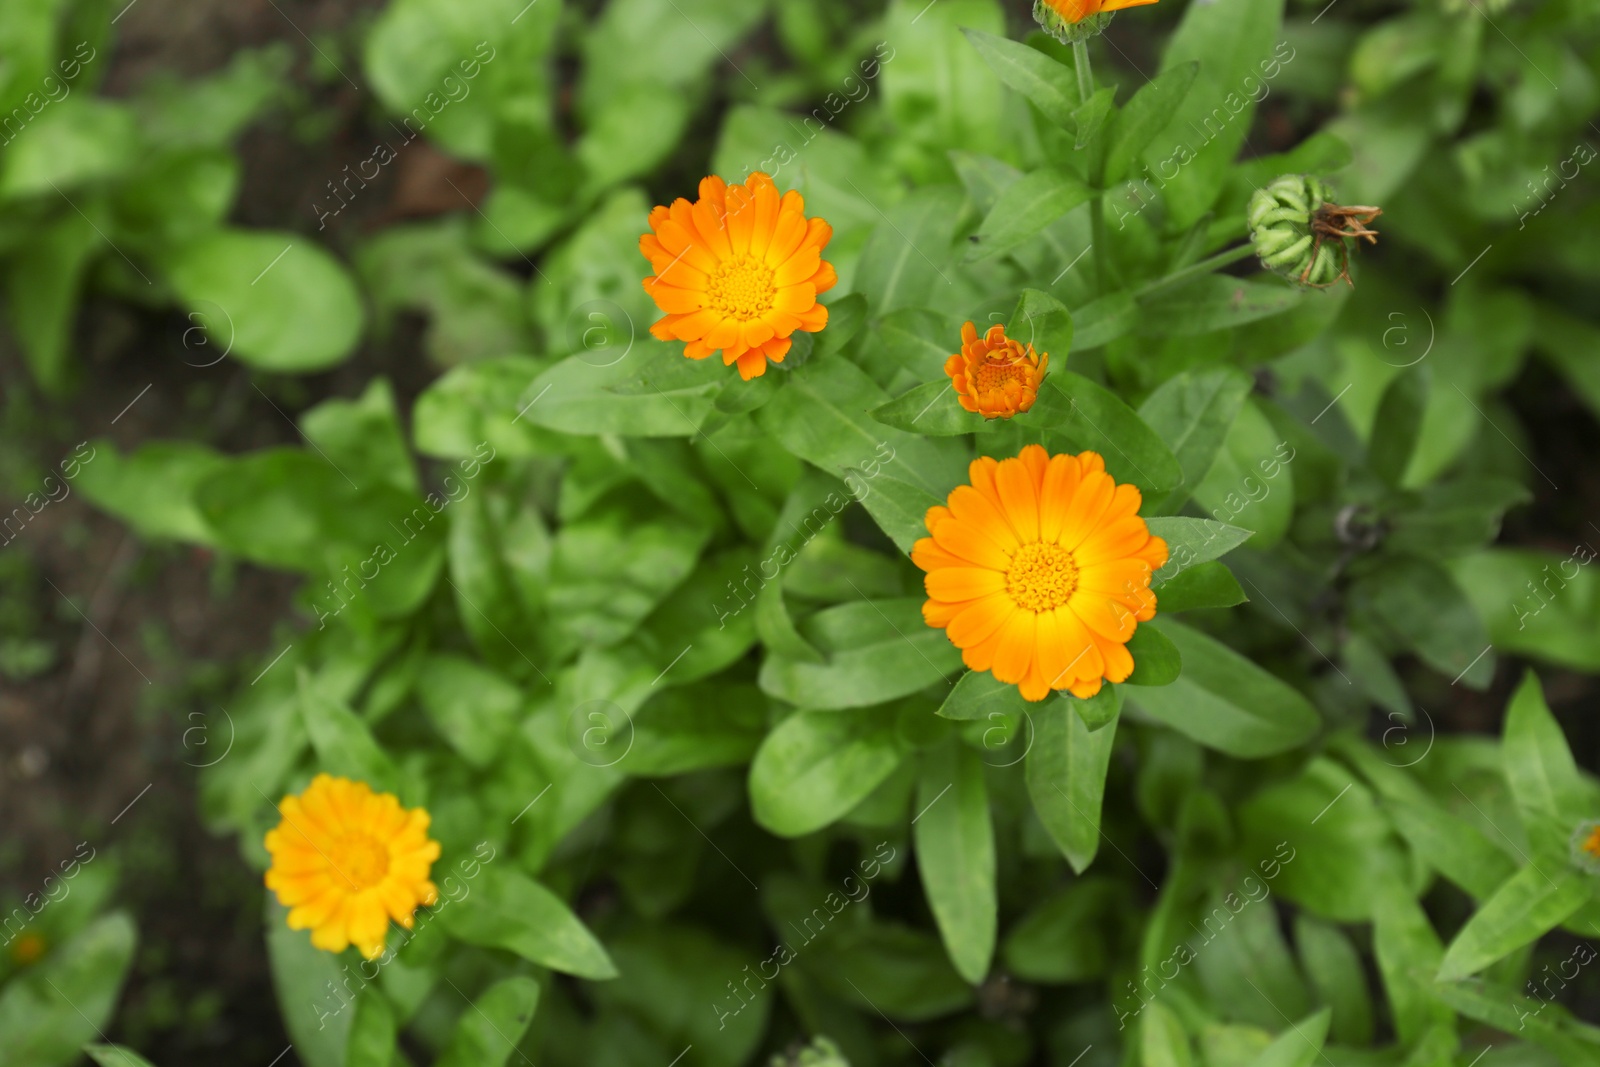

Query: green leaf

[1244,1009,1331,1067]
[962,28,1079,128]
[1377,779,1518,902]
[756,356,968,497]
[1368,858,1450,1045]
[1072,290,1138,350]
[1014,372,1182,496]
[1154,560,1247,613]
[1141,0,1288,229]
[1294,916,1375,1045]
[1125,619,1319,757]
[1124,624,1181,686]
[434,977,540,1067]
[3,208,99,394]
[1431,977,1600,1067]
[1141,1000,1195,1067]
[1451,549,1600,672]
[1349,557,1494,689]
[626,681,766,776]
[793,910,973,1022]
[594,924,773,1067]
[915,742,997,985]
[937,669,1033,721]
[1368,365,1430,487]
[267,898,351,1067]
[1026,701,1120,873]
[1002,878,1116,982]
[86,1048,160,1067]
[749,706,906,836]
[1236,758,1405,922]
[0,913,138,1067]
[365,0,558,163]
[448,488,541,674]
[1191,398,1294,548]
[871,381,986,436]
[415,655,521,768]
[1011,287,1074,364]
[1073,86,1115,151]
[345,991,399,1067]
[853,185,963,314]
[758,599,962,710]
[1104,63,1199,185]
[966,168,1093,262]
[1137,367,1253,509]
[160,229,364,372]
[1436,864,1594,981]
[441,867,618,979]
[1146,517,1254,586]
[520,346,725,438]
[879,307,960,378]
[1503,670,1592,847]
[852,473,944,554]
[1137,276,1304,337]
[546,495,710,651]
[299,671,402,795]
[817,293,869,358]
[0,98,139,198]
[301,378,418,494]
[1072,684,1122,731]
[755,581,825,664]
[74,440,226,544]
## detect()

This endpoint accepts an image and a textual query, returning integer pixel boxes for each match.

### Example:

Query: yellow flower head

[946,321,1049,419]
[640,172,837,381]
[264,774,441,960]
[913,446,1168,701]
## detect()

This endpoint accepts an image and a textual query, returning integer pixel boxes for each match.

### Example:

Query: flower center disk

[337,834,391,889]
[1006,541,1079,612]
[974,361,1029,395]
[707,255,776,320]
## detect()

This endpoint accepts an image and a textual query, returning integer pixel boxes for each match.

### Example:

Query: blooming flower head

[1034,0,1158,41]
[946,322,1049,419]
[913,446,1168,701]
[640,172,836,381]
[264,774,441,960]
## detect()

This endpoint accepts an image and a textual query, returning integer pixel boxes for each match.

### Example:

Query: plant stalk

[1132,243,1259,301]
[1072,39,1112,296]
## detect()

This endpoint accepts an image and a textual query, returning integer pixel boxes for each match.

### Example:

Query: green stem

[1071,38,1094,103]
[1072,39,1111,295]
[1132,243,1258,302]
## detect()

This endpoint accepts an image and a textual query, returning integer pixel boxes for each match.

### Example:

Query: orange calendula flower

[913,445,1168,701]
[1038,0,1158,26]
[264,774,441,960]
[946,322,1049,419]
[640,172,836,381]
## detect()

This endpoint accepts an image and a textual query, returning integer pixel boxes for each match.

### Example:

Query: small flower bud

[1572,820,1600,874]
[1248,174,1382,289]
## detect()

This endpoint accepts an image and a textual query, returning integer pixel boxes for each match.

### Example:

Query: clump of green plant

[64,0,1600,1064]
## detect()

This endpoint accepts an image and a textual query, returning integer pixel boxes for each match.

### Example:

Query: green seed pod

[771,1037,850,1067]
[1248,174,1381,289]
[1032,0,1114,44]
